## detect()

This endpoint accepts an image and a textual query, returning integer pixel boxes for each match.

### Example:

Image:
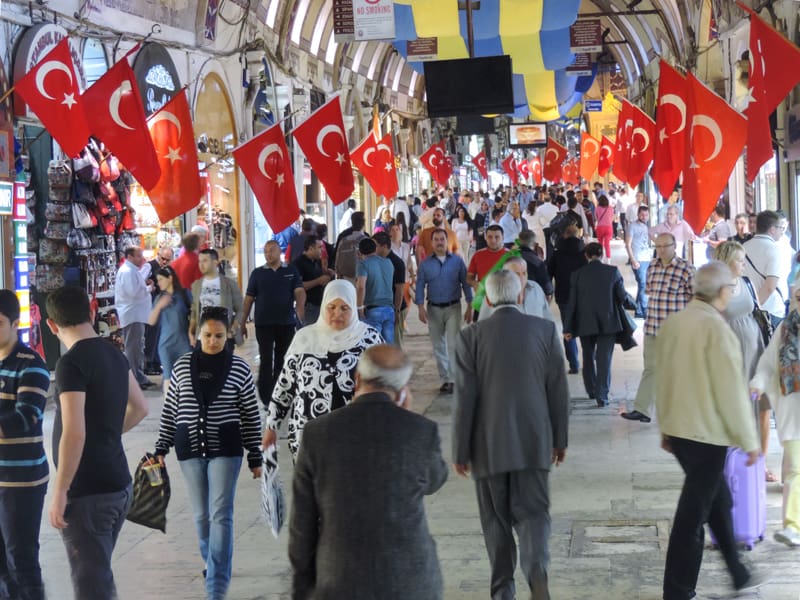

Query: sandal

[766,469,779,483]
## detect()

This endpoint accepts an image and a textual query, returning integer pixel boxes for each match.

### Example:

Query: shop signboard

[570,19,602,54]
[133,43,182,116]
[14,258,29,290]
[584,100,603,112]
[0,181,12,215]
[407,38,438,62]
[566,53,593,77]
[334,0,355,42]
[353,0,395,41]
[13,222,27,256]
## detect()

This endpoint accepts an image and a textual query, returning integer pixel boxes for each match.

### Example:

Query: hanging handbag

[47,160,72,187]
[45,202,72,222]
[72,179,97,206]
[100,154,121,183]
[38,239,70,264]
[48,187,71,203]
[34,264,66,292]
[73,152,100,182]
[66,228,92,250]
[72,203,96,229]
[127,453,171,533]
[742,276,774,347]
[43,221,71,240]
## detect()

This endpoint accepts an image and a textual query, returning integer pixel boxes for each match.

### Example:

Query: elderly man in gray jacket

[455,270,569,600]
[289,344,447,600]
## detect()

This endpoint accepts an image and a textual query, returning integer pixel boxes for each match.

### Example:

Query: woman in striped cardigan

[154,307,262,600]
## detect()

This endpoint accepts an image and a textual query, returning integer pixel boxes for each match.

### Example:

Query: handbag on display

[38,239,70,264]
[127,453,171,533]
[47,187,71,204]
[45,202,72,222]
[72,180,97,205]
[34,264,66,292]
[100,154,121,182]
[43,221,71,240]
[47,160,72,187]
[73,152,100,182]
[72,203,96,229]
[66,229,92,250]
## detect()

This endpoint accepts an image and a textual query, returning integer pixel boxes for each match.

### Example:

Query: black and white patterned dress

[267,326,382,458]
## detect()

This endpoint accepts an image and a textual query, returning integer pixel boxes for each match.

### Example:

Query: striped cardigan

[155,352,262,469]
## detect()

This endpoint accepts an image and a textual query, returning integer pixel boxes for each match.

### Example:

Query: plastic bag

[126,453,171,533]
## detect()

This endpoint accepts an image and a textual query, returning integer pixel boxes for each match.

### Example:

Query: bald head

[356,345,413,394]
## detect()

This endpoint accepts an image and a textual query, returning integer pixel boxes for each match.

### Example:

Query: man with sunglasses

[144,247,174,376]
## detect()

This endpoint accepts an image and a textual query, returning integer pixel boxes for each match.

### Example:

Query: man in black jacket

[290,345,447,600]
[518,230,553,300]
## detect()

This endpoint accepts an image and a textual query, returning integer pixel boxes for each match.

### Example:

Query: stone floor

[37,239,800,599]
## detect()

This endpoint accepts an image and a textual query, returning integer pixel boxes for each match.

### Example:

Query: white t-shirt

[743,234,787,318]
[199,276,222,312]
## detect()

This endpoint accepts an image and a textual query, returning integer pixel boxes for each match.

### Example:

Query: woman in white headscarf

[262,280,383,459]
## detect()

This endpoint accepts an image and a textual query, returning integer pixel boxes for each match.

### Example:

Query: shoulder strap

[745,253,784,302]
[741,276,760,306]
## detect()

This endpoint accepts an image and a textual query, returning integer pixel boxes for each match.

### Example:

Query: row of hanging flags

[469,4,800,234]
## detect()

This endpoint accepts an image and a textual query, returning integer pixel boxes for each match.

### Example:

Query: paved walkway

[37,240,800,599]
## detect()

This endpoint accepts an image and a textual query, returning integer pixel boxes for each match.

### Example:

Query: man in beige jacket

[655,261,765,600]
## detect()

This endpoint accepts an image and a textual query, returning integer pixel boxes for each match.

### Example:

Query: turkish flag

[146,90,203,223]
[613,99,635,183]
[682,74,746,233]
[543,138,567,182]
[565,158,581,185]
[502,154,519,186]
[442,155,455,184]
[420,141,447,186]
[530,156,543,186]
[292,96,354,205]
[472,150,489,179]
[518,158,531,181]
[626,104,656,188]
[233,123,299,234]
[351,133,385,196]
[14,38,90,158]
[740,3,800,182]
[598,136,615,176]
[376,134,399,199]
[579,133,601,182]
[652,62,688,195]
[81,54,161,190]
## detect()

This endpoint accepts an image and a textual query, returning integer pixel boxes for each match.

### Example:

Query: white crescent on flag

[691,115,723,162]
[109,80,135,131]
[258,143,283,179]
[147,110,182,138]
[35,61,73,101]
[316,125,345,158]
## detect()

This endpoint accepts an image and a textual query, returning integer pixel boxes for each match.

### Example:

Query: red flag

[376,134,399,199]
[420,140,447,186]
[543,138,567,182]
[530,156,543,186]
[472,150,489,179]
[564,158,580,185]
[81,54,161,190]
[652,62,688,195]
[351,133,385,195]
[613,99,635,183]
[13,38,90,158]
[579,133,601,182]
[518,158,531,181]
[502,154,519,186]
[626,104,656,188]
[739,3,800,182]
[292,96,354,205]
[233,124,299,234]
[598,136,615,176]
[682,74,747,233]
[442,154,455,184]
[146,90,203,223]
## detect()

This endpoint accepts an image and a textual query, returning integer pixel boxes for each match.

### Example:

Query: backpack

[335,231,367,279]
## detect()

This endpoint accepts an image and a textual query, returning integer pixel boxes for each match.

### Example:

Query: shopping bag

[127,453,171,533]
[261,444,285,538]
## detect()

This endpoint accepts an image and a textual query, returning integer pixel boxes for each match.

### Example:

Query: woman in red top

[594,195,615,260]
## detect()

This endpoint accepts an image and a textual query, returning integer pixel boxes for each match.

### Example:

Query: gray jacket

[289,392,447,600]
[190,275,244,339]
[454,307,569,478]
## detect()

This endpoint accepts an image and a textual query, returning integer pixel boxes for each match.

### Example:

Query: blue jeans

[60,485,132,600]
[0,485,46,600]
[363,306,395,344]
[557,304,579,371]
[633,261,649,318]
[180,456,242,600]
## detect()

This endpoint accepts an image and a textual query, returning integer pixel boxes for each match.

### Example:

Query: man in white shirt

[534,197,559,259]
[390,195,410,228]
[115,247,156,390]
[338,199,356,234]
[499,201,524,247]
[744,210,789,327]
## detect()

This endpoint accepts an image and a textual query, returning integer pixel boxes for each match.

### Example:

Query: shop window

[755,153,778,212]
[82,38,108,86]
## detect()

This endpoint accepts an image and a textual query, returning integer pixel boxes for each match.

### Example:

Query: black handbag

[742,276,774,347]
[126,453,171,533]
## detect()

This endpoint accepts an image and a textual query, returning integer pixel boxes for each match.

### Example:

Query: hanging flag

[613,99,635,183]
[518,157,531,182]
[598,136,615,177]
[626,104,656,188]
[651,62,688,196]
[13,38,91,158]
[471,150,489,179]
[376,133,399,199]
[564,158,580,185]
[351,133,385,195]
[146,89,203,223]
[502,154,519,186]
[442,154,455,184]
[579,132,601,182]
[530,156,543,186]
[739,3,800,182]
[292,96,354,205]
[81,53,161,190]
[233,123,299,234]
[543,138,567,182]
[420,140,447,187]
[682,74,746,233]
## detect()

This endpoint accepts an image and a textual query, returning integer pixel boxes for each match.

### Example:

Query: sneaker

[774,527,800,547]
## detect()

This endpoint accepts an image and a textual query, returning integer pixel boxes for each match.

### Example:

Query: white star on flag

[276,172,285,186]
[384,162,392,172]
[335,152,345,165]
[165,147,182,164]
[689,155,699,170]
[61,93,77,109]
[659,128,668,144]
[744,87,756,107]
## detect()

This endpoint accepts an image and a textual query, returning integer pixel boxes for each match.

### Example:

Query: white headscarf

[286,279,372,355]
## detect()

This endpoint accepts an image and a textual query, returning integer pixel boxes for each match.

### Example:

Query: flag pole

[0,86,15,105]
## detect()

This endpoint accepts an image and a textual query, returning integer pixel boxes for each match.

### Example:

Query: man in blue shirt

[416,229,473,394]
[356,238,395,343]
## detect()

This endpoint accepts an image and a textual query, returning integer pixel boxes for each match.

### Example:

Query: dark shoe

[140,381,157,391]
[596,400,608,407]
[621,410,651,423]
[735,570,769,593]
[439,383,454,394]
[144,366,162,376]
[568,368,579,374]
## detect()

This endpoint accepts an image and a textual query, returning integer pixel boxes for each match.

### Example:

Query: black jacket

[520,247,553,297]
[547,236,587,306]
[563,260,627,337]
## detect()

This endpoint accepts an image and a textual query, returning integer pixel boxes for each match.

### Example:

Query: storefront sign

[353,0,395,41]
[407,38,438,62]
[334,0,355,42]
[13,183,26,221]
[584,100,603,112]
[14,258,29,290]
[566,53,593,77]
[133,43,182,116]
[570,19,602,54]
[0,182,12,215]
[13,24,87,118]
[13,222,27,256]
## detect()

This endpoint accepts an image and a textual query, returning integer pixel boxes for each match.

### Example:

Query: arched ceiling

[260,0,703,99]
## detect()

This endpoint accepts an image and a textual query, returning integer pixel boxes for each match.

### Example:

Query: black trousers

[255,324,296,405]
[663,437,749,600]
[0,485,46,600]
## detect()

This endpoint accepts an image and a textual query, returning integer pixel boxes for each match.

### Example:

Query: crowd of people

[1,179,799,600]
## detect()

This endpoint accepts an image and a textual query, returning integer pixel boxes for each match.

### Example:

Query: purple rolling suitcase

[709,448,767,550]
